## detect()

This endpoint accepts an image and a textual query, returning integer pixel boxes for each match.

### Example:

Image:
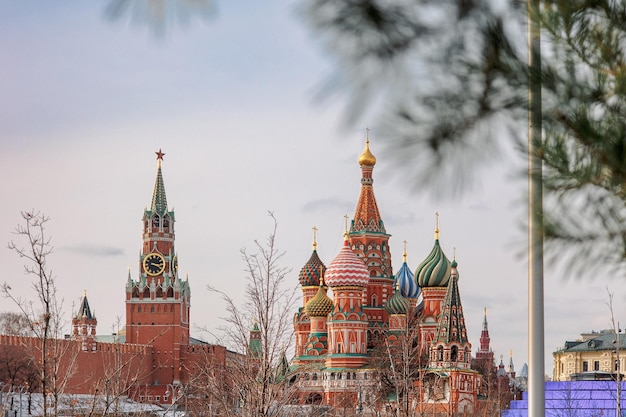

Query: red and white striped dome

[324,239,369,288]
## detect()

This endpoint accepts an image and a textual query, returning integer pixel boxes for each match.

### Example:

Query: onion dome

[395,242,421,299]
[415,214,451,287]
[299,250,326,287]
[358,134,377,166]
[325,236,370,288]
[298,228,326,287]
[384,284,409,315]
[305,281,334,317]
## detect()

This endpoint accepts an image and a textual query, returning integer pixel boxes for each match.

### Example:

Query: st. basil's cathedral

[291,135,486,414]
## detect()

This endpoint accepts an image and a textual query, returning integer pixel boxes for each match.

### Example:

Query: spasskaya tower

[125,149,190,387]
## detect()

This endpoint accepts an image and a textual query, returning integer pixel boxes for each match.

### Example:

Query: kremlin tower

[124,150,193,392]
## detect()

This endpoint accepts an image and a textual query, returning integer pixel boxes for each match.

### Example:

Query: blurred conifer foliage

[301,0,626,275]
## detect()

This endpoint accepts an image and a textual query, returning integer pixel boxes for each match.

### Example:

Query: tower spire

[151,149,168,215]
[352,131,385,234]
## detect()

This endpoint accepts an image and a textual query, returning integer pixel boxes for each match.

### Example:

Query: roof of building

[351,136,386,235]
[324,237,370,288]
[395,243,421,299]
[555,331,626,352]
[299,248,326,288]
[415,218,452,287]
[433,261,469,346]
[384,283,409,315]
[75,292,95,320]
[305,282,334,317]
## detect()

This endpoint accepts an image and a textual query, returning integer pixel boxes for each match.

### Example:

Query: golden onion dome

[358,139,377,167]
[305,282,334,317]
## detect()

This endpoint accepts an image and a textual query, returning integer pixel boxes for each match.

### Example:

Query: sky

[1,1,624,378]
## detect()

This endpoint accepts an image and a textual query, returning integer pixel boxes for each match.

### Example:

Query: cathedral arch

[166,286,174,298]
[156,286,163,298]
[437,345,444,361]
[451,345,458,362]
[142,287,150,299]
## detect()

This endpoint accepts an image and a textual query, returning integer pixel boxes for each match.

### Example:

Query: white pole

[528,0,545,417]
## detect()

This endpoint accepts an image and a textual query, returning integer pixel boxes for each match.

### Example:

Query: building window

[583,361,588,372]
[594,361,600,371]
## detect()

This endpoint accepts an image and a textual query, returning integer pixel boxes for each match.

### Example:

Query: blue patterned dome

[396,261,421,299]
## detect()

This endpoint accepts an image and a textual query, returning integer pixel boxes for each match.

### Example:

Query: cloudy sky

[1,1,623,376]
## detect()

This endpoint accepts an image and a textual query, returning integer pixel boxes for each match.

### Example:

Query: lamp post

[165,384,179,416]
[17,386,25,417]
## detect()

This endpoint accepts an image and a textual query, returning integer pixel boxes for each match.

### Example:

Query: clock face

[143,253,165,276]
[172,255,178,275]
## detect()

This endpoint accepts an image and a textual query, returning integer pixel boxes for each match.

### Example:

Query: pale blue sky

[1,1,622,376]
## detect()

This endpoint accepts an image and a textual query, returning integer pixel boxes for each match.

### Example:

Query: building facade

[553,329,625,381]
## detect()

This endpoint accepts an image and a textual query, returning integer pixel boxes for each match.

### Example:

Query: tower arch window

[152,215,160,230]
[162,215,170,232]
[451,345,458,362]
[437,345,444,361]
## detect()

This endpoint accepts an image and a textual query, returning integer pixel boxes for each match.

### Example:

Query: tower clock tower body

[125,150,190,387]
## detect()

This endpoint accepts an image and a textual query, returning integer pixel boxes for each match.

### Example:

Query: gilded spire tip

[402,240,408,263]
[434,211,440,240]
[312,226,318,250]
[358,129,376,166]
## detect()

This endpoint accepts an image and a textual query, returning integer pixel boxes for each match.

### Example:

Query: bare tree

[205,212,299,417]
[0,312,35,337]
[2,211,79,417]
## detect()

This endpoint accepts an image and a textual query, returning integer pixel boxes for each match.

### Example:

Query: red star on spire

[155,149,165,161]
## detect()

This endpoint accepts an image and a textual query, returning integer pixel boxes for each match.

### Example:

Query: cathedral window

[437,346,444,361]
[152,216,160,229]
[138,306,142,312]
[151,306,155,313]
[163,215,169,231]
